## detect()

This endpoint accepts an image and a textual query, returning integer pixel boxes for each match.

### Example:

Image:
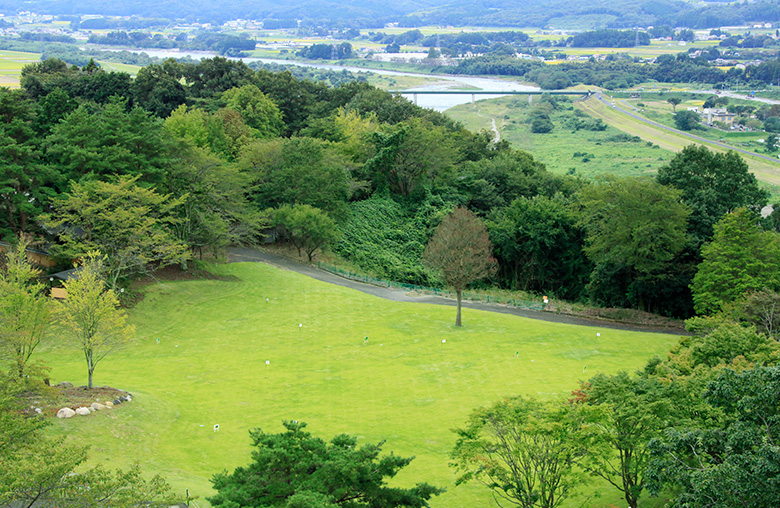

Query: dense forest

[1,56,778,321]
[5,0,780,29]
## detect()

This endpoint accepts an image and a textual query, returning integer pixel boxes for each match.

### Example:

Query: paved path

[227,247,684,335]
[593,94,780,165]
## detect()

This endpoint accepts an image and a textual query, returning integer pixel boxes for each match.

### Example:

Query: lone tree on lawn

[667,97,682,112]
[423,207,497,327]
[56,252,134,389]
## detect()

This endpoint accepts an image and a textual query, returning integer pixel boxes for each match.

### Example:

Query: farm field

[39,261,681,508]
[0,49,40,87]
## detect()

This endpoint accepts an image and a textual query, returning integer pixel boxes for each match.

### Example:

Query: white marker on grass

[442,339,446,344]
[596,332,601,337]
[299,323,303,328]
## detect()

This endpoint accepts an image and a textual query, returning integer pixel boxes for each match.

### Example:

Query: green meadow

[40,262,680,507]
[447,95,674,179]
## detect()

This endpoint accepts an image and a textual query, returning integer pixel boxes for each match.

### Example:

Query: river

[100,48,540,111]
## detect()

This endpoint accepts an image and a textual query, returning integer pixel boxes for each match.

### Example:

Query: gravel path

[227,247,684,335]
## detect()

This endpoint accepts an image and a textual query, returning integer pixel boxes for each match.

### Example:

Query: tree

[56,253,134,389]
[691,208,780,315]
[575,177,690,312]
[162,147,267,260]
[0,375,179,508]
[667,97,682,112]
[646,366,780,508]
[657,145,768,247]
[222,84,284,138]
[451,396,583,508]
[0,237,50,379]
[272,204,340,261]
[209,421,443,508]
[487,195,589,300]
[766,133,778,152]
[573,373,670,508]
[240,137,352,218]
[44,175,189,288]
[674,110,702,131]
[423,207,497,327]
[362,118,459,198]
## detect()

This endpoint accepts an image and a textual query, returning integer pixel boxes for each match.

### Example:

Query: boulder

[104,401,113,408]
[57,407,76,418]
[113,399,122,405]
[75,407,91,416]
[56,382,73,389]
[91,402,106,411]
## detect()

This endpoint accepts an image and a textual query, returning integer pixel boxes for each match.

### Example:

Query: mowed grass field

[39,262,681,507]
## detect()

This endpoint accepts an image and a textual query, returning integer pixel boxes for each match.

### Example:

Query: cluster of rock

[55,387,133,419]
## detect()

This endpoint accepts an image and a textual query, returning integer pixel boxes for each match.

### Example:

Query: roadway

[593,93,780,166]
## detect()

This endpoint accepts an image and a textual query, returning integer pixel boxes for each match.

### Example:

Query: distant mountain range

[3,0,780,29]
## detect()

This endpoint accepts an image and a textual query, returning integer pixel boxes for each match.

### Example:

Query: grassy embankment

[40,262,680,508]
[447,93,780,196]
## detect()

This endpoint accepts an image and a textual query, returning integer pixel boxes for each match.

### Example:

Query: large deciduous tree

[691,208,780,315]
[657,145,768,247]
[221,84,284,139]
[451,396,583,508]
[209,421,442,508]
[573,373,671,508]
[44,175,189,288]
[0,237,50,379]
[646,366,780,508]
[271,204,340,261]
[423,207,497,326]
[576,177,690,312]
[56,253,134,389]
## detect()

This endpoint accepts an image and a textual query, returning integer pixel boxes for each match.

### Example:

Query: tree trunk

[456,289,462,327]
[88,368,93,389]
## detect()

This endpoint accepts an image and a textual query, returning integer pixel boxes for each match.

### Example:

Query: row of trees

[1,56,775,321]
[452,317,780,508]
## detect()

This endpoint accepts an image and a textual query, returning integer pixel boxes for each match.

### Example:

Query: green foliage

[56,253,135,389]
[646,366,780,508]
[222,84,284,139]
[691,208,780,315]
[271,204,340,261]
[657,145,768,247]
[209,421,443,508]
[451,396,583,508]
[162,147,267,258]
[487,195,589,299]
[45,98,176,185]
[674,110,702,131]
[334,195,445,285]
[0,237,50,379]
[574,373,671,508]
[43,175,189,288]
[576,177,691,312]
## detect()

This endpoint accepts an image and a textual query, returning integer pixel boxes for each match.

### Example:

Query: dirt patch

[22,384,133,418]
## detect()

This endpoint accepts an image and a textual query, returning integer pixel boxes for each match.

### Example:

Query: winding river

[101,48,540,111]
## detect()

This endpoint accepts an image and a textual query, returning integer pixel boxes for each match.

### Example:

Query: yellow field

[0,50,40,88]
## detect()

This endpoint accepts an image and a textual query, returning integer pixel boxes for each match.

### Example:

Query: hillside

[4,0,780,28]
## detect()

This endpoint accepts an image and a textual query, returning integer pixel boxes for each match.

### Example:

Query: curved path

[594,94,780,165]
[227,246,684,335]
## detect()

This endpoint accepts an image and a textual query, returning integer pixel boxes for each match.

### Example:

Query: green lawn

[40,262,681,507]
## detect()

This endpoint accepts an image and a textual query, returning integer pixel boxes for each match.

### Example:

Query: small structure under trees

[423,206,497,326]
